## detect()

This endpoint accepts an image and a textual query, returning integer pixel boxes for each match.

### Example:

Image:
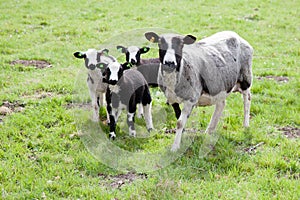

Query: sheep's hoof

[147,128,153,132]
[171,143,180,152]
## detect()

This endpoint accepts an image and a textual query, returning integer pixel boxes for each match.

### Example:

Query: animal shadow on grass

[172,128,255,180]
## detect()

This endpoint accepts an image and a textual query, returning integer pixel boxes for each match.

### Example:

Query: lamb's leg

[98,92,110,123]
[108,113,116,139]
[242,89,251,127]
[127,112,136,137]
[171,101,194,152]
[205,100,225,134]
[127,101,137,137]
[143,102,154,132]
[136,103,144,118]
[89,90,99,122]
[172,103,181,119]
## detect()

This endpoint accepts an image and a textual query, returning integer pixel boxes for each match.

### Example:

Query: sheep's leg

[171,101,194,152]
[172,103,181,119]
[205,100,226,134]
[136,103,144,118]
[242,89,251,127]
[143,102,154,132]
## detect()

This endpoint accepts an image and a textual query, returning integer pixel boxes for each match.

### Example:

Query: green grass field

[0,0,299,199]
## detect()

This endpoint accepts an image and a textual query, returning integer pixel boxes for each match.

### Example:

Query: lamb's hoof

[129,130,136,137]
[147,128,153,132]
[136,113,143,119]
[109,132,116,140]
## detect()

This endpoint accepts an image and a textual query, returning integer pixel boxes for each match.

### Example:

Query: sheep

[145,31,253,151]
[116,45,181,119]
[73,48,114,122]
[100,58,154,139]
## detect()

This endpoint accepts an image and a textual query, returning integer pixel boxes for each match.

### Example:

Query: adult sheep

[73,49,114,122]
[145,31,253,151]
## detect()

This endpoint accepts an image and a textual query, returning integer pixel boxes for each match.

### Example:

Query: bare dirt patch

[99,172,147,189]
[10,60,52,69]
[0,101,25,115]
[64,102,91,110]
[278,126,300,139]
[22,91,57,100]
[257,75,289,83]
[0,101,25,123]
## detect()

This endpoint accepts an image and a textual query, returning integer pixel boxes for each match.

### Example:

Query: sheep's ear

[183,35,196,45]
[116,45,126,53]
[122,62,132,70]
[73,52,86,59]
[140,46,150,54]
[145,32,159,43]
[101,49,109,55]
[97,62,108,69]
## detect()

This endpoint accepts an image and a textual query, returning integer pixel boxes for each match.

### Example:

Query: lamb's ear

[140,46,150,54]
[116,45,127,53]
[101,49,109,55]
[73,52,86,59]
[183,35,196,45]
[122,62,132,70]
[145,32,159,43]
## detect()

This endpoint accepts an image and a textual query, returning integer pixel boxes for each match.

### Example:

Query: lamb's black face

[145,32,196,72]
[102,62,133,85]
[117,45,150,65]
[101,62,122,85]
[73,49,114,71]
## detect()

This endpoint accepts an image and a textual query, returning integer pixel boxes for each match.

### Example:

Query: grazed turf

[0,0,299,199]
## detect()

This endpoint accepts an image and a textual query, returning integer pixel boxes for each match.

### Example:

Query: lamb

[100,58,154,139]
[145,31,253,151]
[73,48,114,122]
[116,45,181,119]
[116,45,161,87]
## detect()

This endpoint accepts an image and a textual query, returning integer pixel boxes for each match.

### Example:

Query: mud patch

[257,75,289,83]
[278,126,300,139]
[0,101,25,123]
[10,59,52,69]
[23,91,57,100]
[64,102,91,110]
[99,172,147,189]
[0,101,25,115]
[164,127,202,134]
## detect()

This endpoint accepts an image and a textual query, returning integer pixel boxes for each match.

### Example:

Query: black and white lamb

[116,45,161,87]
[145,31,253,151]
[73,48,115,122]
[100,59,154,139]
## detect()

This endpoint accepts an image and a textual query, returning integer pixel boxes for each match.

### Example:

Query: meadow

[0,0,299,199]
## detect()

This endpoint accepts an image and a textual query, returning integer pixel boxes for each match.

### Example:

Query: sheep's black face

[73,49,114,71]
[117,45,150,65]
[145,32,196,72]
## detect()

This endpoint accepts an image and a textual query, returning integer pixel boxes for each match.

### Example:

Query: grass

[0,0,299,199]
